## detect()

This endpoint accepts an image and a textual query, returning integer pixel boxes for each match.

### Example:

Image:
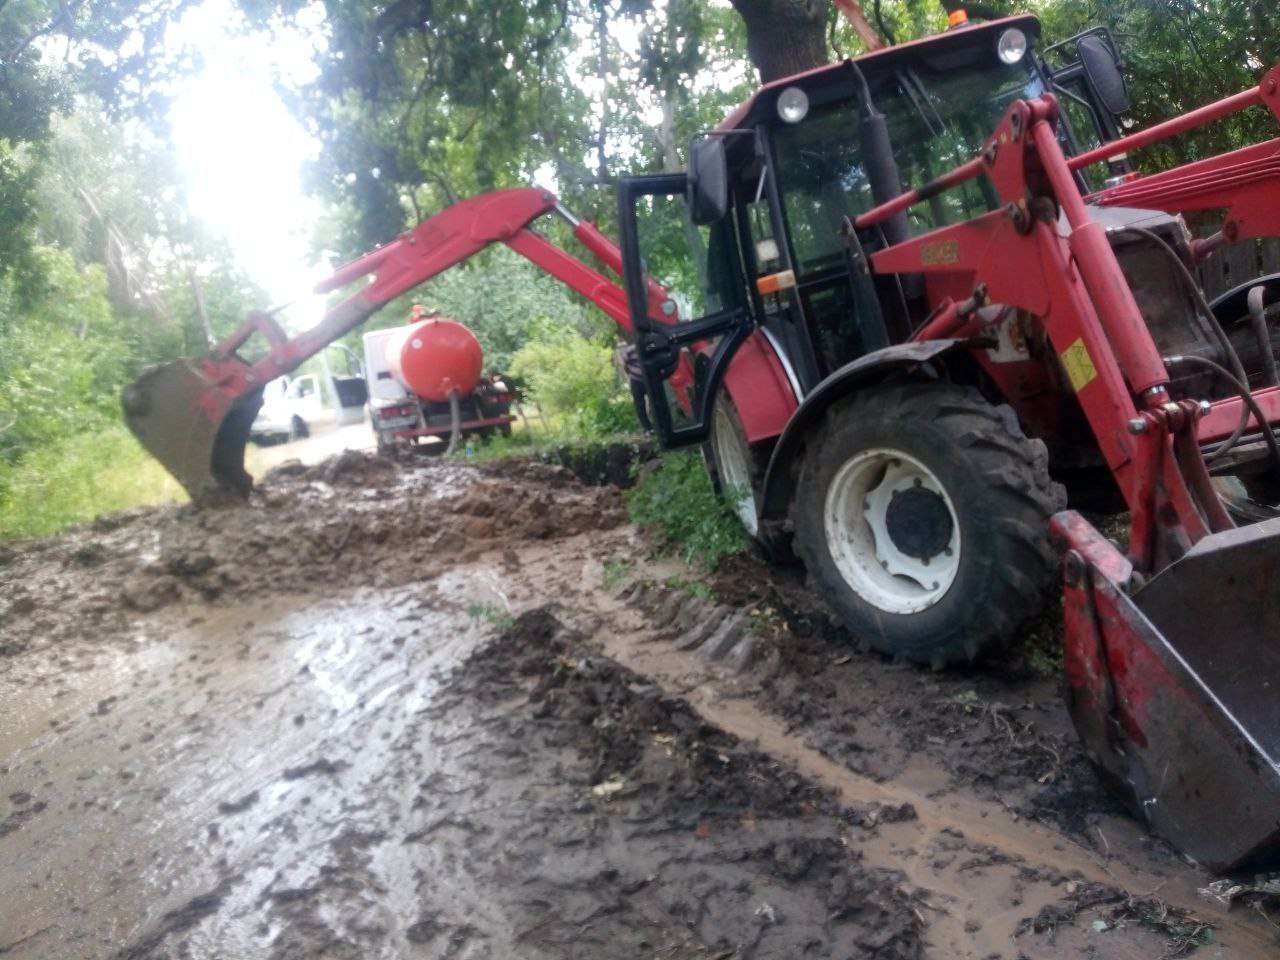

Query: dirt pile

[0,452,623,657]
[430,608,926,959]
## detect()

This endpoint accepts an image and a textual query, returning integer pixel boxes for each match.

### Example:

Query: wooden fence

[1196,236,1280,302]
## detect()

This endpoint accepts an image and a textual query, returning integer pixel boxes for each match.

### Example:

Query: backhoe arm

[123,187,680,500]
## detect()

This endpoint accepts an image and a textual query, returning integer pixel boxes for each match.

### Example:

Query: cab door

[617,165,753,447]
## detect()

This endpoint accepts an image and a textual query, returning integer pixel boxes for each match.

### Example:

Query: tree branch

[832,0,884,52]
[4,0,86,64]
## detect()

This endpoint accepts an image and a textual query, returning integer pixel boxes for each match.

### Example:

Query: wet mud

[1,452,1276,958]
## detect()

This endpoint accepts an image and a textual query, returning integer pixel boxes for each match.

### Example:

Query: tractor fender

[1208,271,1280,324]
[757,339,973,526]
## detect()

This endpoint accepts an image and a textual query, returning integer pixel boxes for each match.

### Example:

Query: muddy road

[1,454,1277,959]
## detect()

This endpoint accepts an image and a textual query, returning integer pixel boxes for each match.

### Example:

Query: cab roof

[717,15,1041,132]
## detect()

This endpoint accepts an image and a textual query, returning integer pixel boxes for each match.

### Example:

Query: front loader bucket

[1059,513,1280,872]
[122,359,262,502]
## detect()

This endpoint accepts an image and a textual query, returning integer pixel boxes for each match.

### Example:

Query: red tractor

[124,15,1280,871]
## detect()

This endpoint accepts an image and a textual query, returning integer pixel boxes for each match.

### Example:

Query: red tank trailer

[365,308,516,454]
[385,317,484,403]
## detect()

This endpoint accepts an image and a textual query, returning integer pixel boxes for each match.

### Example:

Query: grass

[445,405,642,466]
[466,600,516,631]
[664,574,715,601]
[0,423,186,540]
[625,450,749,570]
[602,558,633,589]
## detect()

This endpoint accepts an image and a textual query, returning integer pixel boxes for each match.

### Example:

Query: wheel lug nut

[922,557,930,566]
[944,548,953,557]
[913,477,922,487]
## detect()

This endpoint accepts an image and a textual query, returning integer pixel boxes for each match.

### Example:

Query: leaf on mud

[951,690,981,713]
[590,775,626,799]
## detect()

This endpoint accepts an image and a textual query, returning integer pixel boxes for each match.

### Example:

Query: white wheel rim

[712,403,758,536]
[823,447,961,615]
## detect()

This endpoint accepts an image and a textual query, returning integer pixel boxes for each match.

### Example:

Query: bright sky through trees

[166,1,328,318]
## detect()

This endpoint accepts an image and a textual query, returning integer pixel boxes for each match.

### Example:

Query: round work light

[777,86,810,124]
[997,28,1028,64]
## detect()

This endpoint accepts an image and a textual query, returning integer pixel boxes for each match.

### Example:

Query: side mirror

[1078,34,1129,115]
[687,136,728,225]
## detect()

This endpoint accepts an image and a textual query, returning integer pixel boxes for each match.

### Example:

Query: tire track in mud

[3,454,1277,959]
[451,540,1280,960]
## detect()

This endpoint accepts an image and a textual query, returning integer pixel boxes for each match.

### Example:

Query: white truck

[249,374,324,444]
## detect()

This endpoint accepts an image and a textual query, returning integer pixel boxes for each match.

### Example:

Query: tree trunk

[594,0,610,184]
[187,262,214,347]
[729,0,830,83]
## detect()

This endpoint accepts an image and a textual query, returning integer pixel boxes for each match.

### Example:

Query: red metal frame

[206,188,699,404]
[227,187,794,443]
[862,73,1280,573]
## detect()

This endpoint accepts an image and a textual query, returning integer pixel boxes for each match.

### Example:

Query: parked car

[250,374,323,444]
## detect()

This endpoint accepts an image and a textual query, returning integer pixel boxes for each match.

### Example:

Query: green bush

[625,450,748,570]
[574,394,640,437]
[0,424,185,540]
[510,334,621,420]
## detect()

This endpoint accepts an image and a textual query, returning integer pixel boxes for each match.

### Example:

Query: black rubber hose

[1248,284,1279,387]
[1111,225,1252,457]
[444,389,462,457]
[1111,225,1248,383]
[1164,353,1280,475]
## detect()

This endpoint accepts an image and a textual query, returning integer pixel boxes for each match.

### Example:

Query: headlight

[777,86,809,124]
[997,28,1028,65]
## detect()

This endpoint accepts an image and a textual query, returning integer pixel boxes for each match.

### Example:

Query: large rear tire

[793,383,1065,667]
[705,393,763,538]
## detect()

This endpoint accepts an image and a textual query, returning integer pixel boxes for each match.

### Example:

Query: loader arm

[859,69,1280,870]
[123,188,688,501]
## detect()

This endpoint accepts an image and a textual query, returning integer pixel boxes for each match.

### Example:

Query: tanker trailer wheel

[793,383,1065,667]
[705,393,762,538]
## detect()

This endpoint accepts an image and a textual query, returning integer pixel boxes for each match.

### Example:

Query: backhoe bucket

[122,359,262,502]
[1058,512,1280,872]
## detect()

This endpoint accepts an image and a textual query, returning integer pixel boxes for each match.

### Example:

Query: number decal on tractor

[919,239,959,265]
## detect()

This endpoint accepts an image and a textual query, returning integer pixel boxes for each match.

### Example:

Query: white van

[250,374,324,443]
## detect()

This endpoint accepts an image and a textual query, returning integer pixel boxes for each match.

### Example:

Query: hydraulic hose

[1112,225,1252,457]
[1164,353,1280,475]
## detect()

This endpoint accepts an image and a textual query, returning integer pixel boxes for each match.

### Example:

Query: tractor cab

[619,15,1127,446]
